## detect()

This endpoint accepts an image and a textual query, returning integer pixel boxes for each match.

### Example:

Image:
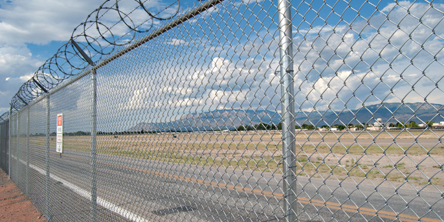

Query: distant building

[367,126,382,131]
[374,118,383,127]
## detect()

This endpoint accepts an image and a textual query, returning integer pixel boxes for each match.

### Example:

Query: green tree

[320,125,329,129]
[301,124,315,130]
[255,123,271,130]
[336,125,346,131]
[355,123,365,129]
[407,121,418,128]
[426,121,434,127]
[277,122,282,130]
[237,125,246,131]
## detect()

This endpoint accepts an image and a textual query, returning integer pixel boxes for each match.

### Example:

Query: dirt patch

[0,170,46,222]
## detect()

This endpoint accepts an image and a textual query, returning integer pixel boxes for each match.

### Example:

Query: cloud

[0,0,181,112]
[105,1,444,125]
[167,38,187,45]
[3,0,444,131]
[0,0,105,45]
[19,73,34,81]
[289,2,444,111]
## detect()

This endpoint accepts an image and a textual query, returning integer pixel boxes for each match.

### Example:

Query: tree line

[32,120,437,136]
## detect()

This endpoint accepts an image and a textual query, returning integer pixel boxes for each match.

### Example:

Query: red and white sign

[57,114,63,126]
[56,113,63,153]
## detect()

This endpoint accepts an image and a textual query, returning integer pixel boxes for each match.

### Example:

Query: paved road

[9,145,444,221]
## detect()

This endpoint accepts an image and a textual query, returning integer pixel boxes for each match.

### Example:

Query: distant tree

[237,125,246,131]
[237,125,254,131]
[270,123,278,130]
[407,121,418,128]
[255,123,270,130]
[426,121,434,127]
[397,122,405,128]
[336,125,346,131]
[301,124,315,130]
[355,123,365,129]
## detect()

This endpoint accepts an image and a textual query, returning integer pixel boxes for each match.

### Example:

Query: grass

[24,134,444,186]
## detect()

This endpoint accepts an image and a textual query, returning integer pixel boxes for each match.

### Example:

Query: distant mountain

[128,109,281,132]
[306,102,444,126]
[128,103,444,131]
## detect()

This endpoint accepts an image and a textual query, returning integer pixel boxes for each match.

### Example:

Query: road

[8,145,444,222]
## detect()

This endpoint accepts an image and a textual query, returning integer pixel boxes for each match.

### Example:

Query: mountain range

[128,102,444,131]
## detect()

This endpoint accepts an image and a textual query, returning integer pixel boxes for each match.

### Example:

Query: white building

[374,118,383,127]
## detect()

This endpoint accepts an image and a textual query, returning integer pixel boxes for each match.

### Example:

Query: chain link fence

[0,0,444,221]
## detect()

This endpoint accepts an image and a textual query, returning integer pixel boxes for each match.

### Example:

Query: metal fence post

[26,107,30,196]
[8,108,11,179]
[0,122,3,170]
[91,68,97,222]
[277,0,296,220]
[16,111,19,184]
[71,39,98,222]
[45,96,50,219]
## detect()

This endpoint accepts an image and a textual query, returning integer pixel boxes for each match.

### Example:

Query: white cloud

[0,0,105,45]
[289,2,444,111]
[167,38,187,45]
[3,0,444,129]
[0,0,179,112]
[19,73,34,81]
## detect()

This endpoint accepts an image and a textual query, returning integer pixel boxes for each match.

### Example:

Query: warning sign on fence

[56,113,63,153]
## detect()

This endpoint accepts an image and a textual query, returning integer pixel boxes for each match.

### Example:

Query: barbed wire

[0,112,8,123]
[9,0,183,112]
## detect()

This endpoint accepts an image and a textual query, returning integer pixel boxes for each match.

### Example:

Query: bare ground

[0,169,46,222]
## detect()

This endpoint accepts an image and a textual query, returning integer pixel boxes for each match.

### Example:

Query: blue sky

[1,0,444,132]
[0,0,196,115]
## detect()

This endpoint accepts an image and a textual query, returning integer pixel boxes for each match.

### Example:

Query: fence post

[277,0,296,220]
[91,68,97,222]
[16,111,19,184]
[8,108,11,179]
[45,96,50,219]
[26,107,30,196]
[71,39,98,222]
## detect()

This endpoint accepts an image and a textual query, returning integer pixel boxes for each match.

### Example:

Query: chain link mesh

[0,0,443,221]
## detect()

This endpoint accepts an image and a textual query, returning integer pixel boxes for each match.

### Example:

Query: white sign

[56,113,63,153]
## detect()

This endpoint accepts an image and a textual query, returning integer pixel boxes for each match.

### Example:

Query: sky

[1,0,444,131]
[0,0,192,116]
